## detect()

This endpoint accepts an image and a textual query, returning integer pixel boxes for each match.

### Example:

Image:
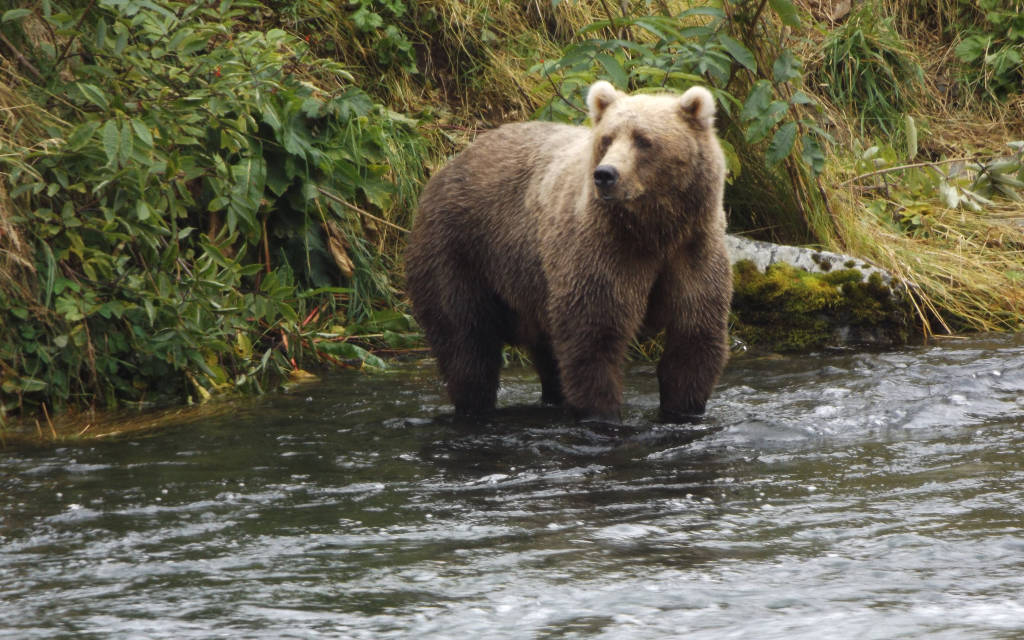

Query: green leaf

[101,119,119,166]
[118,119,134,162]
[12,377,47,393]
[136,200,152,221]
[678,6,726,20]
[768,0,801,27]
[717,34,757,73]
[633,17,681,42]
[55,295,84,322]
[954,35,991,63]
[265,160,291,197]
[745,101,789,144]
[766,121,797,166]
[66,120,100,151]
[113,27,128,56]
[363,309,413,332]
[789,90,815,105]
[76,83,109,111]
[131,119,154,149]
[261,104,282,131]
[595,52,628,89]
[740,80,773,121]
[318,341,386,370]
[352,7,383,31]
[986,46,1022,75]
[772,49,802,84]
[800,134,826,175]
[359,177,394,210]
[2,8,32,22]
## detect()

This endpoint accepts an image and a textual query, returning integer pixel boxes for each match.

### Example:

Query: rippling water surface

[2,335,1024,639]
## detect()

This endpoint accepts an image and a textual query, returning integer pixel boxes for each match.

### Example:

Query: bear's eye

[633,133,653,150]
[598,135,614,154]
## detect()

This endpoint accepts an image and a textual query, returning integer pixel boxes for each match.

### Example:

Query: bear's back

[407,121,591,323]
[418,121,588,227]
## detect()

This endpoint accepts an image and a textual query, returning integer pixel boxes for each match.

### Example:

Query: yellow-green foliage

[730,260,910,352]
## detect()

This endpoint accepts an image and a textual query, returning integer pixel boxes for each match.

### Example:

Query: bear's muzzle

[593,164,620,201]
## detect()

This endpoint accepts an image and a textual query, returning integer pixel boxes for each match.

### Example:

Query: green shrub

[0,0,425,419]
[951,0,1024,100]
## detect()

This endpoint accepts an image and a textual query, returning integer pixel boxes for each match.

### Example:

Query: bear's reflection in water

[419,405,724,472]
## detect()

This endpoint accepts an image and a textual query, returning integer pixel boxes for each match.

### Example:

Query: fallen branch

[316,187,411,234]
[839,155,998,186]
[0,31,43,82]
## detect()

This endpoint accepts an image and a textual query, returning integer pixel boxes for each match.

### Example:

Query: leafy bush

[951,0,1024,100]
[0,0,425,420]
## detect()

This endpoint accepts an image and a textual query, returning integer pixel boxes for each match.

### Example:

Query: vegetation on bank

[1,0,1023,427]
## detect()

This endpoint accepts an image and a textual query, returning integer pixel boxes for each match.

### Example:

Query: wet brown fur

[404,82,732,422]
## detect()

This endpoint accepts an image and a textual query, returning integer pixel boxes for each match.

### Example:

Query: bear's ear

[679,86,716,128]
[587,81,621,124]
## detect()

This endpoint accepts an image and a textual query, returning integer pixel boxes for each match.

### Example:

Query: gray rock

[724,234,913,351]
[724,234,896,286]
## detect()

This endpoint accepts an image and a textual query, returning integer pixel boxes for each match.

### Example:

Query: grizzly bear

[404,80,732,422]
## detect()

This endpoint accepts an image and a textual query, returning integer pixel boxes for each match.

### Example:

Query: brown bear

[404,80,732,422]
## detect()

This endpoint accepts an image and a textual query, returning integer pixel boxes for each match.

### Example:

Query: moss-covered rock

[730,259,911,352]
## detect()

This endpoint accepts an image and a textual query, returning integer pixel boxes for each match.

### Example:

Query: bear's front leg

[657,324,728,420]
[548,284,643,423]
[652,253,732,421]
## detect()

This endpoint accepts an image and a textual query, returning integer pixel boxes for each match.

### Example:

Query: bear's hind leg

[415,290,505,414]
[440,334,503,413]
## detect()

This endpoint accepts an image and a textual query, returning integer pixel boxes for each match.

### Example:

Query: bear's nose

[593,165,619,189]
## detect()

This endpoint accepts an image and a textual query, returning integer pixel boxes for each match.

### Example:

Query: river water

[2,335,1024,639]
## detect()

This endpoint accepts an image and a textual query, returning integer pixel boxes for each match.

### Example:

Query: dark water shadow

[417,404,724,475]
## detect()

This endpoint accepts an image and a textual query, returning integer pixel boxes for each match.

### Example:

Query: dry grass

[827,178,1024,335]
[794,1,1024,335]
[0,67,56,298]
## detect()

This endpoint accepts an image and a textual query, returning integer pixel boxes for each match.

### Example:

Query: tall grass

[808,6,925,139]
[830,186,1024,333]
[791,0,1024,335]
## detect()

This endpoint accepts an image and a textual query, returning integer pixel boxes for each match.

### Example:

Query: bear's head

[585,81,723,218]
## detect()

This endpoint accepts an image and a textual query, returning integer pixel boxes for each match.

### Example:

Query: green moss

[730,260,911,352]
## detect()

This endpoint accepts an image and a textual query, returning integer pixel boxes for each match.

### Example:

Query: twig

[316,187,412,233]
[57,0,97,66]
[839,155,997,186]
[544,67,588,117]
[0,31,43,82]
[301,304,320,328]
[597,0,619,39]
[261,216,271,274]
[743,0,771,44]
[42,403,57,440]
